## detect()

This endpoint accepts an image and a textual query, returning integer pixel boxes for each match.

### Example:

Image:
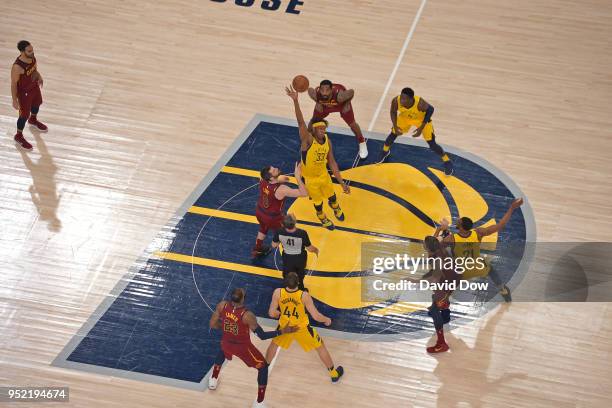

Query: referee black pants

[282,255,307,290]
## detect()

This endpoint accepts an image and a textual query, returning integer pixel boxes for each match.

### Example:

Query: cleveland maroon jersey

[14,56,38,93]
[221,303,251,344]
[257,179,285,215]
[315,83,347,109]
[433,257,460,306]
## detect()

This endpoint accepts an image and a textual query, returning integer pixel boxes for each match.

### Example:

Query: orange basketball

[292,75,309,93]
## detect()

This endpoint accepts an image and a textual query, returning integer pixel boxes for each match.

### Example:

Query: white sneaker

[252,400,266,408]
[359,142,368,159]
[208,376,218,390]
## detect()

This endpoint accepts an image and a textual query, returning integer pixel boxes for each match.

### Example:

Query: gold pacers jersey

[453,230,481,259]
[453,230,490,278]
[397,95,425,127]
[301,135,329,179]
[278,288,309,329]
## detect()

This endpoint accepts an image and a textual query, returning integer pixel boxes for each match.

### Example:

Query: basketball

[292,75,309,92]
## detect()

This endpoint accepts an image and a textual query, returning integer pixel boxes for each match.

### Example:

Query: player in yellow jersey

[379,87,454,176]
[265,272,344,383]
[286,85,350,230]
[434,198,524,302]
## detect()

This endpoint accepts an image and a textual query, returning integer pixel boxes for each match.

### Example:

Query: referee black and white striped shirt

[273,227,311,262]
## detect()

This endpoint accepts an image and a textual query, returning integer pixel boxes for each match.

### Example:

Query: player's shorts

[17,86,43,118]
[303,174,335,203]
[255,207,283,234]
[221,340,266,369]
[395,120,434,141]
[273,325,322,352]
[313,101,356,125]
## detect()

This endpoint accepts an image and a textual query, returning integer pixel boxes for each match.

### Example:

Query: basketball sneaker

[331,366,344,383]
[332,206,345,221]
[28,117,48,132]
[208,376,218,390]
[320,217,335,230]
[252,401,266,408]
[251,246,272,259]
[444,161,454,176]
[499,285,512,302]
[358,142,368,159]
[14,133,33,150]
[378,149,391,164]
[427,342,449,353]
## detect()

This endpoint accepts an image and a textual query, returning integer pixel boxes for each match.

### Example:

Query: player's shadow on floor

[19,130,62,232]
[432,305,527,408]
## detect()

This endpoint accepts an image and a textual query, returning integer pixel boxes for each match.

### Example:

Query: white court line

[264,3,429,393]
[349,0,427,171]
[367,0,428,133]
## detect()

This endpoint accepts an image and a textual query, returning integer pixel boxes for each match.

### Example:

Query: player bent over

[265,272,344,382]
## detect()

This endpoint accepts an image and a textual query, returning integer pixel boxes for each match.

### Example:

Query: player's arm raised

[209,301,226,329]
[286,85,312,147]
[243,310,296,340]
[327,140,350,194]
[276,162,308,199]
[307,86,318,102]
[432,219,454,250]
[476,198,524,239]
[336,88,354,104]
[433,218,450,238]
[268,288,282,319]
[11,64,22,111]
[302,292,331,326]
[390,96,401,135]
[412,98,434,138]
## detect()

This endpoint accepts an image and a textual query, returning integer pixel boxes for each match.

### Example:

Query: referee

[272,214,319,290]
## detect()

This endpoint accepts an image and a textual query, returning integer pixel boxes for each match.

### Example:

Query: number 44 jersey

[278,288,309,329]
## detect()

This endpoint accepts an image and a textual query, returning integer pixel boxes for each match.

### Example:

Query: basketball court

[2,1,612,407]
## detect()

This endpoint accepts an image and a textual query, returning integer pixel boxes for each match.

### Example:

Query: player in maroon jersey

[421,236,460,353]
[253,162,308,258]
[307,79,368,159]
[208,288,297,407]
[11,41,48,151]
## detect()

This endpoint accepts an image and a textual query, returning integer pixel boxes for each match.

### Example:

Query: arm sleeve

[254,325,281,340]
[424,105,434,123]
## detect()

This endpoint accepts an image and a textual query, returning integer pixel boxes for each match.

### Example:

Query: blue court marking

[54,117,532,388]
